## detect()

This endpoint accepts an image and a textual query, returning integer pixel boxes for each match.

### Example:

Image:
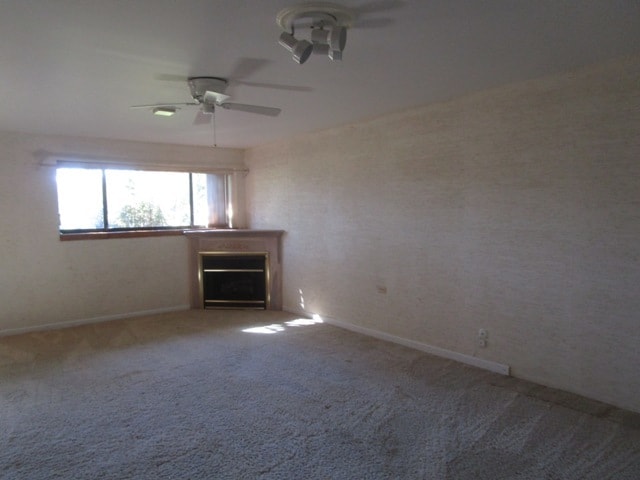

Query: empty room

[1,1,639,478]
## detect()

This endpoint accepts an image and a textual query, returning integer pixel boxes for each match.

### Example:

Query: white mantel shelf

[183,229,285,310]
[183,229,285,237]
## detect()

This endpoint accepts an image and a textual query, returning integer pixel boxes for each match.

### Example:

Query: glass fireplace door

[200,253,268,309]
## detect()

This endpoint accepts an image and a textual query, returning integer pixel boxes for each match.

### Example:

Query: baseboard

[285,307,510,376]
[0,305,191,337]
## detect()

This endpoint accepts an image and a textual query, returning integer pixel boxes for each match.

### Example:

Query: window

[55,166,227,234]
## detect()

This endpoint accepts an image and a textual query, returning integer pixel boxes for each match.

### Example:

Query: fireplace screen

[199,253,269,309]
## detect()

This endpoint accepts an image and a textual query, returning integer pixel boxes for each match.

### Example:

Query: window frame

[54,160,238,240]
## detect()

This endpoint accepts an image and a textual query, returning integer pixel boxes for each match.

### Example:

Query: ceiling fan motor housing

[187,77,228,102]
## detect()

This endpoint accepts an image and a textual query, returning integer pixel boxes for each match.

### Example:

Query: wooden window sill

[59,229,189,241]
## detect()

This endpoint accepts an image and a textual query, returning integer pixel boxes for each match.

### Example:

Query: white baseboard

[285,307,510,376]
[0,305,191,337]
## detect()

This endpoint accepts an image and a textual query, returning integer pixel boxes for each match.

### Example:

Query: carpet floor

[1,310,639,479]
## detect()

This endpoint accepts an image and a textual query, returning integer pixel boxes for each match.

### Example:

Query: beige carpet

[1,310,639,479]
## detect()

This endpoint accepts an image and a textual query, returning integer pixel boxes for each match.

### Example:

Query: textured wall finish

[244,56,640,412]
[0,132,245,333]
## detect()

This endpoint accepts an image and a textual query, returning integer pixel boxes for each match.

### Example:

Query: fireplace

[184,230,284,310]
[200,253,269,309]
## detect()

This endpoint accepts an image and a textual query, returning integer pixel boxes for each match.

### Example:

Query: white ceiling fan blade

[154,73,189,82]
[234,80,312,92]
[193,110,212,125]
[227,58,270,80]
[203,91,230,105]
[130,102,197,109]
[219,103,281,117]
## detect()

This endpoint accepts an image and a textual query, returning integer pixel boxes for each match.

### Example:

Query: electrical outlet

[478,328,488,339]
[478,339,487,348]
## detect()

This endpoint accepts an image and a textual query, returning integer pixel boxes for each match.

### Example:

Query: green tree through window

[116,201,167,228]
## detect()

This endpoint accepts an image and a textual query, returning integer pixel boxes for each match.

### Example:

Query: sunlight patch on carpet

[242,315,323,334]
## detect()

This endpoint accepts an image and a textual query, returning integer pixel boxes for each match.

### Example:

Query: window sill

[59,229,189,241]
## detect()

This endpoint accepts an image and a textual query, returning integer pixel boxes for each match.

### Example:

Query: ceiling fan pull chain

[212,108,217,148]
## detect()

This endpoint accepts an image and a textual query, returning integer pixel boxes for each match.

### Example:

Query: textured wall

[0,132,245,333]
[244,56,640,412]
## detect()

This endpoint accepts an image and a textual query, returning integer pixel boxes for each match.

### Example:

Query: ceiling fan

[130,77,281,124]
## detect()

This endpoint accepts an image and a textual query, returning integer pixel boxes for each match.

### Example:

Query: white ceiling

[1,1,639,149]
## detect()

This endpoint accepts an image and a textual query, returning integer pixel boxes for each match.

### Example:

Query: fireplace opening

[199,252,269,309]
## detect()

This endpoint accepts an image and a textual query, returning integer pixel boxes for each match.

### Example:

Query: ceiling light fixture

[312,25,346,51]
[152,106,177,117]
[278,32,314,64]
[276,2,353,64]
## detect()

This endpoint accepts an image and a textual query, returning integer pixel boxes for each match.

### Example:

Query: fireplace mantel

[184,229,285,310]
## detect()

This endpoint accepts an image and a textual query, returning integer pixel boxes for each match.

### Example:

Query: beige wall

[1,56,638,412]
[0,132,245,334]
[244,56,640,412]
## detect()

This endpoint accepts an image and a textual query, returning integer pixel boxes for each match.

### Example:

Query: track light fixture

[276,2,353,64]
[279,32,314,64]
[311,25,346,51]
